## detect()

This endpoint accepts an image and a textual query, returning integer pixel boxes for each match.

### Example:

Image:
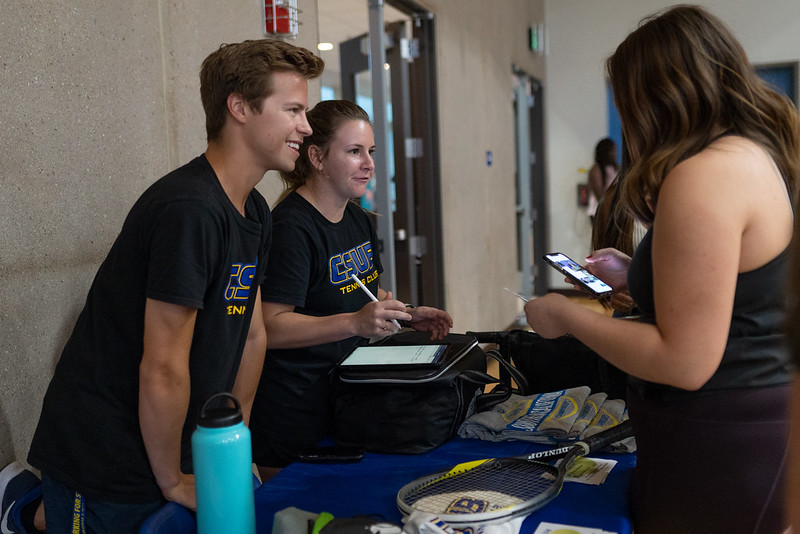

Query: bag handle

[459,349,528,413]
[486,348,528,391]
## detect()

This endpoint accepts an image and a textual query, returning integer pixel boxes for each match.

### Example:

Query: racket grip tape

[580,419,634,453]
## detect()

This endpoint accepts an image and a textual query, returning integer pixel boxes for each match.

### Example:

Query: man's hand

[160,473,197,510]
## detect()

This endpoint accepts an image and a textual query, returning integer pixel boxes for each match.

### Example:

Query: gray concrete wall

[1,0,319,469]
[7,0,795,474]
[423,0,546,332]
[1,0,546,469]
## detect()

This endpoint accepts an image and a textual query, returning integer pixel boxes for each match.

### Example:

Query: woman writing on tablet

[525,6,798,532]
[249,100,452,480]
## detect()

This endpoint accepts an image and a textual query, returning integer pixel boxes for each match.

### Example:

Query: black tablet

[339,343,451,370]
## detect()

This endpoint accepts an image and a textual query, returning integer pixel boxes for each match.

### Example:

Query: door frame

[513,68,547,297]
[339,0,444,308]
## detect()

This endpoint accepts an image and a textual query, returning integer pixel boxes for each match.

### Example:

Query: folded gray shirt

[458,387,636,452]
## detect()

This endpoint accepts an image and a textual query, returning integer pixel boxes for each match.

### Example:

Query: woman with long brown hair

[526,5,799,531]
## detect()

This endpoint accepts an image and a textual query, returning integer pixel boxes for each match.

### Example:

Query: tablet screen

[340,344,449,367]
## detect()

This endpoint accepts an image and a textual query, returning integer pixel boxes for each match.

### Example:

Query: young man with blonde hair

[1,39,323,533]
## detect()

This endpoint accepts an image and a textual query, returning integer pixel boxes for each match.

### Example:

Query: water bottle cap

[198,392,243,428]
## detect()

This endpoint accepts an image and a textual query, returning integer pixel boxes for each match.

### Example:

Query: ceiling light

[317,42,334,51]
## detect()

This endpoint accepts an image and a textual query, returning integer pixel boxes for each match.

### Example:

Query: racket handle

[525,420,633,461]
[580,419,634,454]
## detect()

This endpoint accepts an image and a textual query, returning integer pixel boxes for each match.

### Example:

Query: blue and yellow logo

[329,240,374,285]
[225,262,256,315]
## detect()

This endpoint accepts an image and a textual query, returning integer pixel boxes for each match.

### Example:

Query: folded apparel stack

[457,387,636,452]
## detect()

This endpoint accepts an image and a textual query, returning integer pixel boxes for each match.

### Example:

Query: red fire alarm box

[263,0,298,38]
[577,183,589,207]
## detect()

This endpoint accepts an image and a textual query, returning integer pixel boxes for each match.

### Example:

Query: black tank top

[627,229,792,398]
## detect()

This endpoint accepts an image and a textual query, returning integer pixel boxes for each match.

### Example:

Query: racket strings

[397,422,635,524]
[402,460,559,514]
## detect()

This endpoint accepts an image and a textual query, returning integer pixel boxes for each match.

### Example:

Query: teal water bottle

[192,392,256,534]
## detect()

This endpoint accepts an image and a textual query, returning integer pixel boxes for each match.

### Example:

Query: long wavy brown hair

[606,4,800,225]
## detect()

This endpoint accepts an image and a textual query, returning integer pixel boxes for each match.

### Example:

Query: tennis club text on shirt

[339,270,379,295]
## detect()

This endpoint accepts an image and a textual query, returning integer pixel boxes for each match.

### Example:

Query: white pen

[351,273,403,330]
[503,287,530,302]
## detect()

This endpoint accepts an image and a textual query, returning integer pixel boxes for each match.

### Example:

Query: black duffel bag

[331,331,525,454]
[468,329,628,400]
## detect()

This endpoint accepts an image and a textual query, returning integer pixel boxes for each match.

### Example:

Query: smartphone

[298,445,366,463]
[543,252,614,297]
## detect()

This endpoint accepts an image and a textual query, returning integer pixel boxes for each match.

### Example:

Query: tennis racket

[396,419,633,526]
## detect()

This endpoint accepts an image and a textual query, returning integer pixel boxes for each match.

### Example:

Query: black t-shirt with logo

[251,191,381,465]
[28,155,271,503]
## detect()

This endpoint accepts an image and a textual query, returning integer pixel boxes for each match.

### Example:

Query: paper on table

[563,457,618,485]
[533,521,618,534]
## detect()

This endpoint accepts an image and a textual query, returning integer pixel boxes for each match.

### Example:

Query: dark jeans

[41,474,164,534]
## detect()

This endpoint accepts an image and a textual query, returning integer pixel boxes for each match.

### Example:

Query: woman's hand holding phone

[543,252,614,297]
[584,248,632,291]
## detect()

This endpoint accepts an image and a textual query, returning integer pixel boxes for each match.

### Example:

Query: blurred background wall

[1,0,797,469]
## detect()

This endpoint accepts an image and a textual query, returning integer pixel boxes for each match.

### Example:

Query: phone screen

[543,252,614,296]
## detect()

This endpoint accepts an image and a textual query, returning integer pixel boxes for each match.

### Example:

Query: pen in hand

[351,274,403,330]
[504,287,530,302]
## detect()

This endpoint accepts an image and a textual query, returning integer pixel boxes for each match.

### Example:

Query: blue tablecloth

[253,437,635,533]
